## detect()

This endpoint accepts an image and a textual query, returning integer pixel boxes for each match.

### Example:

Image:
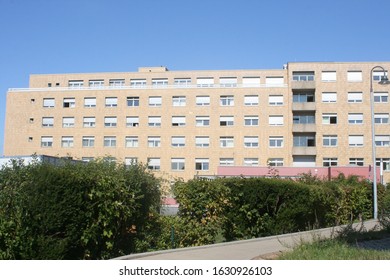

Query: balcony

[292,72,315,90]
[292,102,316,111]
[292,147,317,156]
[292,123,317,133]
[291,80,316,90]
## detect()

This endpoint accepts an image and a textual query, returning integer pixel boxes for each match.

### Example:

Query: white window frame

[244,136,259,148]
[220,95,234,106]
[349,158,364,166]
[195,158,209,171]
[84,97,96,108]
[148,136,161,147]
[196,78,214,88]
[244,116,259,126]
[152,78,168,88]
[323,135,338,147]
[174,78,191,87]
[126,116,139,127]
[269,136,284,148]
[219,158,234,166]
[61,136,74,148]
[130,79,146,88]
[196,116,210,127]
[243,158,259,166]
[323,157,338,167]
[43,98,55,108]
[195,136,209,148]
[269,115,284,126]
[148,158,161,170]
[63,98,75,108]
[242,77,260,87]
[104,116,117,127]
[349,135,364,147]
[375,135,390,147]
[220,136,234,148]
[347,71,363,82]
[348,92,363,103]
[322,92,337,103]
[109,79,125,87]
[82,136,95,147]
[268,158,284,167]
[125,136,139,148]
[42,117,54,127]
[62,117,75,128]
[41,136,53,147]
[104,136,116,147]
[83,117,95,128]
[68,80,84,88]
[149,96,162,107]
[244,95,259,106]
[220,116,234,126]
[321,71,337,82]
[348,113,363,124]
[322,113,337,124]
[89,80,104,87]
[172,96,186,106]
[172,116,186,127]
[196,95,210,106]
[374,113,389,124]
[374,92,388,103]
[127,97,140,107]
[219,77,237,87]
[105,97,118,107]
[268,95,283,105]
[171,158,185,171]
[148,116,161,127]
[171,136,185,147]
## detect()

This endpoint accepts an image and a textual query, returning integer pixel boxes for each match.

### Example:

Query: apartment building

[4,62,390,182]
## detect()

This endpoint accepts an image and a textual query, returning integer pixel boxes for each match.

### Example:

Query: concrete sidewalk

[114,220,381,260]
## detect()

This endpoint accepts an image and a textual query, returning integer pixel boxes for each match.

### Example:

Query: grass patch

[278,227,390,260]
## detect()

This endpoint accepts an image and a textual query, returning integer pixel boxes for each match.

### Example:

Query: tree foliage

[0,159,161,259]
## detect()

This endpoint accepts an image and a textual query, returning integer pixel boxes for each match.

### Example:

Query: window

[323,135,338,147]
[268,158,284,167]
[174,78,191,87]
[220,116,234,126]
[43,98,55,108]
[89,80,104,87]
[244,158,259,166]
[152,78,168,88]
[195,136,209,147]
[109,79,125,87]
[265,76,284,86]
[196,95,210,106]
[104,136,116,147]
[373,71,388,82]
[269,136,284,148]
[42,117,54,127]
[171,136,185,147]
[219,77,237,87]
[348,113,363,124]
[196,116,210,127]
[269,115,284,126]
[321,71,337,82]
[104,117,117,127]
[130,79,146,88]
[68,80,83,88]
[196,77,214,87]
[347,71,362,82]
[376,158,390,171]
[149,96,162,107]
[148,136,161,147]
[220,95,234,106]
[63,98,75,108]
[61,136,74,148]
[148,158,161,170]
[292,71,314,81]
[83,117,96,127]
[41,136,53,147]
[322,92,337,103]
[374,92,388,103]
[171,158,185,171]
[219,158,234,166]
[172,116,186,126]
[126,116,139,127]
[269,95,283,105]
[349,158,364,166]
[375,113,389,124]
[244,95,259,105]
[293,114,315,124]
[82,136,95,147]
[125,157,138,166]
[349,135,364,147]
[195,158,209,171]
[82,157,94,162]
[293,134,315,147]
[323,157,338,167]
[244,136,259,148]
[127,97,139,107]
[220,136,234,148]
[348,92,363,103]
[244,116,258,126]
[172,96,186,106]
[148,116,161,127]
[322,113,337,124]
[84,97,96,108]
[375,135,390,147]
[105,97,118,107]
[62,117,75,128]
[293,92,315,102]
[125,136,138,148]
[242,77,260,87]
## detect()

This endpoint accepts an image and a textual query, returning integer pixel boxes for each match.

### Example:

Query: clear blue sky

[1,0,390,155]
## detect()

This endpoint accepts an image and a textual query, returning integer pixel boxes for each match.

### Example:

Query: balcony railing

[9,83,288,92]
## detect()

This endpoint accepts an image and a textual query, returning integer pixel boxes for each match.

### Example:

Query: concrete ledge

[113,219,381,260]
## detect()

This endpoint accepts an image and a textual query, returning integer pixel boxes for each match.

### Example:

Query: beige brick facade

[4,62,390,182]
